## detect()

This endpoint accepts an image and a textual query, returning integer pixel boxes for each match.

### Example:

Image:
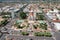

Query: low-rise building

[46,9,60,22]
[53,22,60,31]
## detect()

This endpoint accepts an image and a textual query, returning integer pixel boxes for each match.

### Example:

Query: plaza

[0,1,60,40]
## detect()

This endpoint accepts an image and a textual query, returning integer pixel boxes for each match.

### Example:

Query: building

[46,8,60,22]
[53,22,60,31]
[1,4,24,19]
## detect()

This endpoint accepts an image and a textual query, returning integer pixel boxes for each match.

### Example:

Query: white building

[46,9,60,20]
[53,22,60,31]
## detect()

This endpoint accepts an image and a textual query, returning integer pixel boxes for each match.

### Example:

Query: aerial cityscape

[0,0,60,40]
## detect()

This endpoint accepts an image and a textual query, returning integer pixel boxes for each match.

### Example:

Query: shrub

[34,32,44,36]
[0,20,8,26]
[44,32,52,37]
[21,32,29,36]
[17,25,24,29]
[34,32,52,37]
[2,15,11,18]
[40,23,47,30]
[33,25,37,29]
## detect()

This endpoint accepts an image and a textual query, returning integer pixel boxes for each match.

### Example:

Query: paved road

[54,32,60,40]
[0,19,16,40]
[0,34,7,40]
[4,19,16,29]
[6,35,54,40]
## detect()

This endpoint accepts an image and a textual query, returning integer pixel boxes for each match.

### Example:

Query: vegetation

[34,32,44,36]
[58,8,60,10]
[33,23,47,30]
[14,21,29,29]
[44,32,52,37]
[14,22,26,29]
[34,32,52,37]
[1,12,11,15]
[36,13,45,20]
[2,15,11,18]
[1,12,11,18]
[39,23,47,30]
[20,12,27,19]
[21,32,29,36]
[0,20,8,26]
[17,25,25,29]
[33,25,38,29]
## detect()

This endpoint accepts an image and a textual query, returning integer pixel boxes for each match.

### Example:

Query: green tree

[33,25,38,29]
[20,12,27,19]
[40,23,47,30]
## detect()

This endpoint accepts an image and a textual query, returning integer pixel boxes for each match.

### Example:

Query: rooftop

[53,22,60,30]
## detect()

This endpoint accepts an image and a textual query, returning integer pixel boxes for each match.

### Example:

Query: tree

[33,25,37,29]
[39,15,45,20]
[20,12,27,19]
[0,20,8,26]
[40,23,47,30]
[36,13,45,20]
[17,25,24,29]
